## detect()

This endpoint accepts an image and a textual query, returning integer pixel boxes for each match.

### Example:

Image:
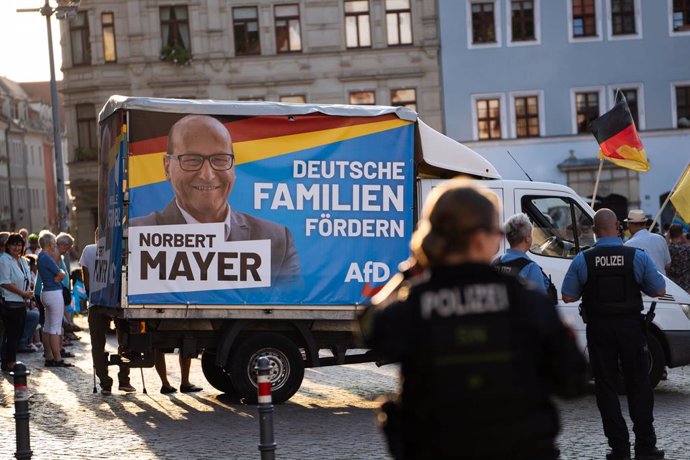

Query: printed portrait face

[164,116,236,222]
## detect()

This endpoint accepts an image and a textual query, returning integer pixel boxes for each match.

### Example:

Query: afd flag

[124,111,414,306]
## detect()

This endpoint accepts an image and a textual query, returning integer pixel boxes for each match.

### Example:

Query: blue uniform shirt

[499,248,549,293]
[562,236,666,298]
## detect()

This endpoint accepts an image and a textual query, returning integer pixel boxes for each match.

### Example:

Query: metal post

[256,357,276,460]
[11,362,32,460]
[42,0,69,232]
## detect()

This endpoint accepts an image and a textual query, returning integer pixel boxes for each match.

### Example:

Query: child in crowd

[70,269,88,315]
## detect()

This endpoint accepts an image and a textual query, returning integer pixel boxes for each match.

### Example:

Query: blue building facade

[438,0,690,220]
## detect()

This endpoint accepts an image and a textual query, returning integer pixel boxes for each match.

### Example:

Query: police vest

[414,279,518,406]
[581,245,643,316]
[491,257,531,277]
[492,257,558,304]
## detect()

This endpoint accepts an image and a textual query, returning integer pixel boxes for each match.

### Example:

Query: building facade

[59,0,442,249]
[0,77,62,232]
[439,0,690,221]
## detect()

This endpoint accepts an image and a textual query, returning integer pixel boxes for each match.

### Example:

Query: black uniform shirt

[360,263,587,459]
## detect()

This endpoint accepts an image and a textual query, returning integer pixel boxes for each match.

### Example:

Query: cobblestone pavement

[1,317,689,459]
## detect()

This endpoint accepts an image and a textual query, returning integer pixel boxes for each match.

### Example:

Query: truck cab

[420,179,690,388]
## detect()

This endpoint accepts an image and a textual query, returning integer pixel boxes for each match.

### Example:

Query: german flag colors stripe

[128,117,412,189]
[590,91,650,172]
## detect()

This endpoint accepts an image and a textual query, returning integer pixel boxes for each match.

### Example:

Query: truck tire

[228,332,305,404]
[201,351,238,396]
[616,332,665,394]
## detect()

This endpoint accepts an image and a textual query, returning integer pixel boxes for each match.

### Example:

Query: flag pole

[648,162,690,231]
[591,158,604,208]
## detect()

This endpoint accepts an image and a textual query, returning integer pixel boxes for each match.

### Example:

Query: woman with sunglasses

[0,233,33,372]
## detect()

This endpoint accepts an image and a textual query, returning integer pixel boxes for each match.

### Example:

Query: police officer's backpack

[492,257,558,304]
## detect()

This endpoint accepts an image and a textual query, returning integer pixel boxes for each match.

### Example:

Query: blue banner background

[128,123,414,305]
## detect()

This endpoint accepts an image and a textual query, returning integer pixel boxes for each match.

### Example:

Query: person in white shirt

[624,210,671,276]
[81,228,135,393]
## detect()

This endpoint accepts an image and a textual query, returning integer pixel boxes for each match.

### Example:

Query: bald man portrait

[130,115,301,287]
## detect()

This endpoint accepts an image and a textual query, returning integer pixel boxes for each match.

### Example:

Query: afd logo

[344,261,391,283]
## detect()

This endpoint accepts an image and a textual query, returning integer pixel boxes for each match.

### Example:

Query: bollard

[256,356,276,460]
[11,362,32,459]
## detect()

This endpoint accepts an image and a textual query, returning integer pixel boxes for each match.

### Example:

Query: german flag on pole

[590,90,650,172]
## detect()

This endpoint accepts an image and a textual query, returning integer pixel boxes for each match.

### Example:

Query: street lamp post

[17,0,80,232]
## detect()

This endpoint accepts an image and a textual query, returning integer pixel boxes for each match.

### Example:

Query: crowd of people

[0,229,83,372]
[0,227,201,394]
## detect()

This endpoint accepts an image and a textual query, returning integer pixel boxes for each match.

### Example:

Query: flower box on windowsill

[160,45,193,66]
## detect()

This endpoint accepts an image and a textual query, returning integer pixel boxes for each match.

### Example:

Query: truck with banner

[96,96,690,402]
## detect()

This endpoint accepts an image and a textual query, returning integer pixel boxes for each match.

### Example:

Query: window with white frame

[570,0,599,38]
[464,0,498,49]
[102,12,117,63]
[610,0,636,35]
[471,1,498,44]
[160,6,191,53]
[233,7,261,55]
[575,91,600,133]
[345,1,372,48]
[69,11,91,66]
[475,97,503,140]
[275,4,302,53]
[511,1,536,42]
[514,95,540,137]
[675,85,690,128]
[386,0,413,46]
[673,0,690,32]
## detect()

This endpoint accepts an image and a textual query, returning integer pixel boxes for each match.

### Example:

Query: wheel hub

[248,348,291,391]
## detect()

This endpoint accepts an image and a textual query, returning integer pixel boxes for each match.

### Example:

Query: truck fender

[214,320,320,368]
[215,320,250,368]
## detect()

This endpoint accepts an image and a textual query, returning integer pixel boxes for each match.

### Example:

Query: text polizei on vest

[420,284,509,320]
[594,255,624,267]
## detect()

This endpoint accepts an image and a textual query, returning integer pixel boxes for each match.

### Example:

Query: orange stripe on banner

[128,118,412,188]
[129,114,401,157]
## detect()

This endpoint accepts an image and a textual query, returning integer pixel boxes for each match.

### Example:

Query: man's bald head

[163,114,235,223]
[592,208,619,237]
[167,115,232,156]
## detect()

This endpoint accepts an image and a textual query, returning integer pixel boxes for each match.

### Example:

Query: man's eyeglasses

[167,153,235,171]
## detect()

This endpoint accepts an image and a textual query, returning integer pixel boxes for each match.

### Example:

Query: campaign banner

[93,112,125,308]
[126,111,414,305]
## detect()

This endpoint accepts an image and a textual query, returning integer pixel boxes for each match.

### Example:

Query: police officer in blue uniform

[360,179,587,460]
[562,208,666,460]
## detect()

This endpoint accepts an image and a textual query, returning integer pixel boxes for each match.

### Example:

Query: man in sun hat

[624,210,671,276]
